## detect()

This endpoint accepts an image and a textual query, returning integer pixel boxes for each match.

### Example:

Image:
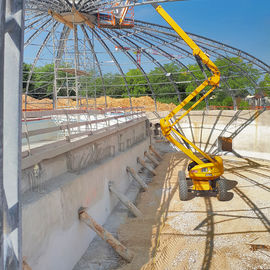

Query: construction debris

[248,236,270,251]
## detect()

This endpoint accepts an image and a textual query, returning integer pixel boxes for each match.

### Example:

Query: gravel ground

[116,152,270,270]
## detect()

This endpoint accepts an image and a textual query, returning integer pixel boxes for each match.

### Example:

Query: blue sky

[135,0,270,65]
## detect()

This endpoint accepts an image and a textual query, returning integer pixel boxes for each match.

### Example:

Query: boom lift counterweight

[152,3,226,200]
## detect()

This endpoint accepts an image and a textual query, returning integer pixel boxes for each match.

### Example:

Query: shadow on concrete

[233,187,270,232]
[224,151,270,193]
[201,197,214,270]
[193,197,215,270]
[151,156,188,259]
[179,109,267,155]
[191,177,270,270]
[116,138,269,269]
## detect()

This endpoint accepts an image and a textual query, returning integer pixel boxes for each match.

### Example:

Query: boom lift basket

[98,11,115,28]
[97,7,134,29]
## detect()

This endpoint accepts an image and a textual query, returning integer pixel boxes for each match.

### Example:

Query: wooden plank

[48,9,74,29]
[109,183,143,217]
[144,151,160,166]
[149,145,163,160]
[137,157,157,175]
[126,166,148,191]
[73,8,95,28]
[79,208,134,262]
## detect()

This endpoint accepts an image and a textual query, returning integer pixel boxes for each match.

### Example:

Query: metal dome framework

[23,0,270,110]
[1,1,270,268]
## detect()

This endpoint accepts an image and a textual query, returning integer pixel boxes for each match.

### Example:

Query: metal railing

[22,107,145,158]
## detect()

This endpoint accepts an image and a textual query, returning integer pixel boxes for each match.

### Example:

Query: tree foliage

[259,73,270,96]
[23,56,268,109]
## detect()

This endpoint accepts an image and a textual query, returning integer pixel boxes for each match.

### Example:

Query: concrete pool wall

[22,109,270,269]
[22,118,150,270]
[147,110,270,160]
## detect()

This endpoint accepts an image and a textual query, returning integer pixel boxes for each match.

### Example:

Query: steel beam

[115,33,181,101]
[93,28,133,108]
[101,28,158,110]
[81,25,108,108]
[134,19,270,72]
[1,0,24,269]
[0,0,6,268]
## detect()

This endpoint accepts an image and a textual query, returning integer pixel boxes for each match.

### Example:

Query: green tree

[215,57,260,99]
[102,73,126,97]
[32,63,54,99]
[22,63,34,93]
[148,62,187,104]
[126,69,149,97]
[22,56,262,109]
[259,73,270,96]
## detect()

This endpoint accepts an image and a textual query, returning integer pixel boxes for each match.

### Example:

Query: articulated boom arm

[152,4,221,165]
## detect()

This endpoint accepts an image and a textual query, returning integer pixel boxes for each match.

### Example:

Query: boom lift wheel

[178,171,189,201]
[217,178,227,201]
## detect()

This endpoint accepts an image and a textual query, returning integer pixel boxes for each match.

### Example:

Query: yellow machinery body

[152,4,224,191]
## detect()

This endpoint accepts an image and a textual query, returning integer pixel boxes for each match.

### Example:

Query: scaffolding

[52,23,98,110]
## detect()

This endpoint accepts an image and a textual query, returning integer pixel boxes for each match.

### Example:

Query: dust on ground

[22,95,176,111]
[116,153,270,270]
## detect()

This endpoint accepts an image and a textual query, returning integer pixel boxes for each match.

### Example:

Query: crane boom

[152,3,221,167]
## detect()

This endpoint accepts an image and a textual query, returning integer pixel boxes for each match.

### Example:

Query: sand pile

[22,95,176,111]
[22,95,53,110]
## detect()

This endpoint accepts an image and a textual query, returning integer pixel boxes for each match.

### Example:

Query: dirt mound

[22,95,176,111]
[22,95,53,110]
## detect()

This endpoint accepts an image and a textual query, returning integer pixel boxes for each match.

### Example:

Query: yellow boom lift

[152,3,226,201]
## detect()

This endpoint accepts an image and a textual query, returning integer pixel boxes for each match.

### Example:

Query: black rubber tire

[188,161,197,171]
[178,171,189,201]
[217,178,227,201]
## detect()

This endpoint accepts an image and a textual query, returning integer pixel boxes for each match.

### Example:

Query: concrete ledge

[22,117,147,170]
[22,118,148,193]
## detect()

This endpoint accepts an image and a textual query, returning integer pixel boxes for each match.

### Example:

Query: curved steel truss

[24,0,270,110]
